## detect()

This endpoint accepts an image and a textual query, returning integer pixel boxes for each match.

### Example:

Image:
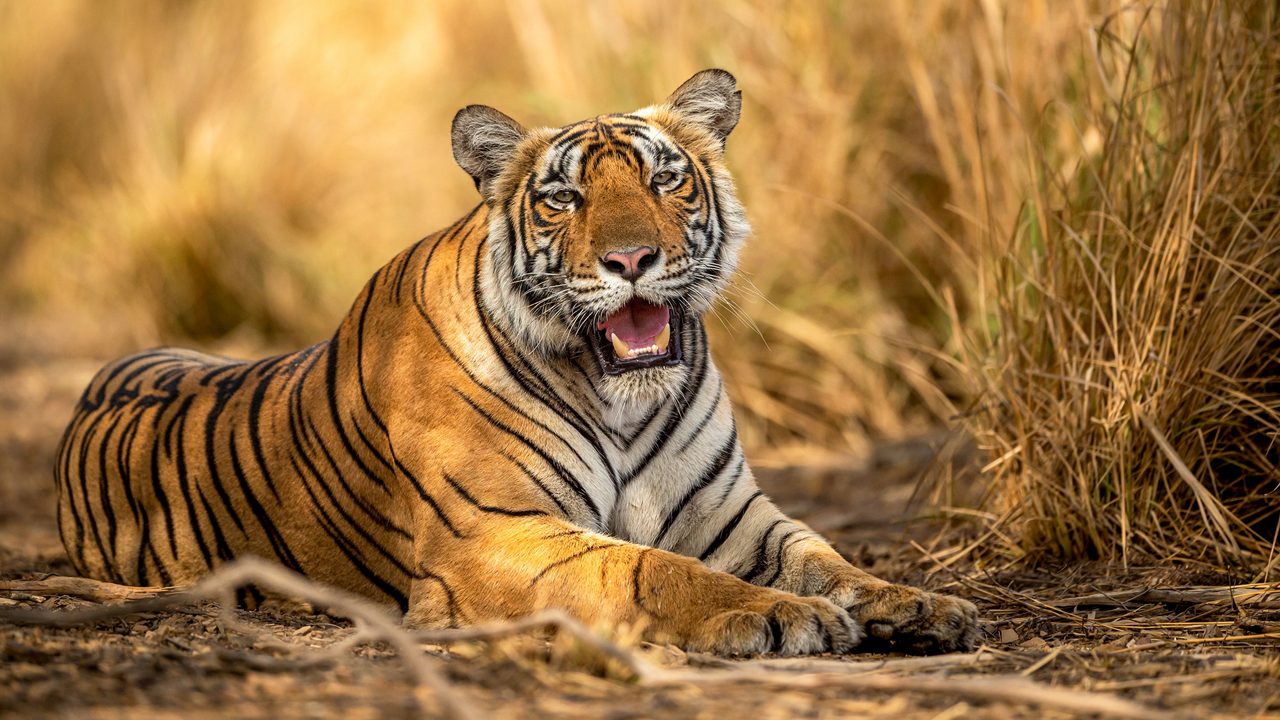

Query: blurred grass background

[1,1,1276,568]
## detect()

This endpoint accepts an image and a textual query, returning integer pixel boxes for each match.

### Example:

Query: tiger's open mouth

[586,298,683,375]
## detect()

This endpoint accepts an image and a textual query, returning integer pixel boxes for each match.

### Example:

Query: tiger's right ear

[451,105,528,199]
[665,69,742,145]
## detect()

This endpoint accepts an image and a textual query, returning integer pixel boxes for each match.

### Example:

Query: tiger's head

[452,69,750,403]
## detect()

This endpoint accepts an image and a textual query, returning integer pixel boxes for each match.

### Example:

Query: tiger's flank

[54,70,978,656]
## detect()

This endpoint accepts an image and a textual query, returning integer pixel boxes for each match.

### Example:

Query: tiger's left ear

[665,69,742,145]
[452,104,528,199]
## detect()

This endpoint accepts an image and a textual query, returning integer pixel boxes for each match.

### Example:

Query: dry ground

[2,351,1278,719]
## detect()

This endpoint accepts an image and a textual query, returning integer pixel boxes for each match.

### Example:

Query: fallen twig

[413,609,661,682]
[0,576,177,603]
[0,559,475,720]
[1046,584,1280,610]
[685,650,997,675]
[651,667,1171,720]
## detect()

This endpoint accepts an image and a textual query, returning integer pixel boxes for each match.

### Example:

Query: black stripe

[652,426,738,547]
[113,408,148,582]
[351,268,397,473]
[54,392,94,570]
[676,383,723,454]
[194,481,236,564]
[202,367,252,536]
[528,543,617,587]
[698,491,763,561]
[298,483,409,612]
[442,473,546,517]
[732,519,787,579]
[245,358,289,502]
[146,403,179,566]
[145,540,173,585]
[91,352,168,408]
[287,454,411,579]
[387,450,463,538]
[502,451,571,517]
[350,413,394,473]
[630,549,666,620]
[288,430,412,576]
[92,406,125,580]
[759,529,808,588]
[322,317,392,494]
[411,563,460,627]
[410,274,599,475]
[171,396,216,570]
[715,457,747,507]
[227,430,303,572]
[453,388,601,524]
[72,403,116,576]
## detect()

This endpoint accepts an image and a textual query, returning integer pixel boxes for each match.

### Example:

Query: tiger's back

[54,321,416,602]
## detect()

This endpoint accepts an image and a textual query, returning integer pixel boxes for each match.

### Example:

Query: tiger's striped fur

[55,70,977,655]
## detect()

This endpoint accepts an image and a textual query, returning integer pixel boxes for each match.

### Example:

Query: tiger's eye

[551,190,577,205]
[653,171,676,186]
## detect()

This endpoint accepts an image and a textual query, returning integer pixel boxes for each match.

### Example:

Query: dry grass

[1,1,1276,568]
[0,0,1092,452]
[944,3,1280,567]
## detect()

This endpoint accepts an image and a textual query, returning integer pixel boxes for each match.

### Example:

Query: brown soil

[2,355,1278,719]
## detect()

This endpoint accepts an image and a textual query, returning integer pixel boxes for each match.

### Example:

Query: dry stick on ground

[412,610,662,682]
[1046,584,1280,609]
[0,576,179,603]
[684,650,1000,675]
[656,669,1174,720]
[0,558,476,720]
[0,563,1172,719]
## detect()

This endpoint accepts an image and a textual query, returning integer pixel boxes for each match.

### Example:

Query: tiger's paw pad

[691,596,860,656]
[850,585,978,655]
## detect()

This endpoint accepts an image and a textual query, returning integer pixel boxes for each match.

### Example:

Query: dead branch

[685,650,998,675]
[1046,584,1280,609]
[0,576,177,603]
[0,559,475,720]
[412,609,662,682]
[681,671,1172,720]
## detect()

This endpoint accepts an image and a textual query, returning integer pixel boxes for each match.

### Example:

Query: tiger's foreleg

[405,515,860,656]
[698,488,980,654]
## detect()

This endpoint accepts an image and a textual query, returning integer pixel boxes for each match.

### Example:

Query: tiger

[54,69,978,655]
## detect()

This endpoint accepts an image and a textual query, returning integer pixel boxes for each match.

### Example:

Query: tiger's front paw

[840,583,979,654]
[689,594,861,656]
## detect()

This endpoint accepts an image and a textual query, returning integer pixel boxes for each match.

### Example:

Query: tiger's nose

[601,246,657,281]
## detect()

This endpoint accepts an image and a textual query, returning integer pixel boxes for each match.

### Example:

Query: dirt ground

[2,351,1279,719]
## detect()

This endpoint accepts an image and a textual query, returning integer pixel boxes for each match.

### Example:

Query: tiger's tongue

[597,299,669,345]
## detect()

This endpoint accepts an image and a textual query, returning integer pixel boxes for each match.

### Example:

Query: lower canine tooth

[655,324,671,352]
[611,333,630,358]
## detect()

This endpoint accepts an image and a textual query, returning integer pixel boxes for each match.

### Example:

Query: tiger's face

[453,70,750,402]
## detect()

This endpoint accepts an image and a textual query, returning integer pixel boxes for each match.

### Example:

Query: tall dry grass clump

[956,4,1280,568]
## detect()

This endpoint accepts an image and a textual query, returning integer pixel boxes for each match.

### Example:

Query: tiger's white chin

[594,363,689,406]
